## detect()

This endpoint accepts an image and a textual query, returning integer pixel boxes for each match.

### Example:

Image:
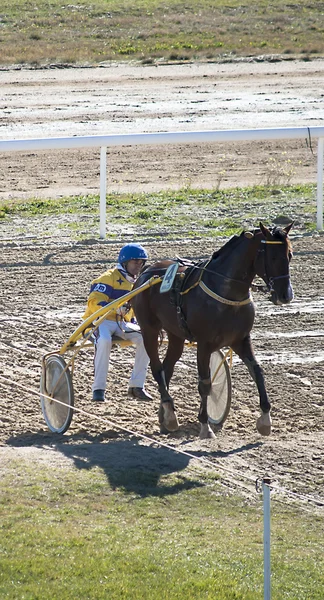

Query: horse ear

[284,222,294,235]
[259,221,271,240]
[244,231,254,239]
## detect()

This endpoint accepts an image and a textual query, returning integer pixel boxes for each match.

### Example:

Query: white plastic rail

[1,126,324,238]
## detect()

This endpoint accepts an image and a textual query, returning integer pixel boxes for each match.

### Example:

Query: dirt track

[0,59,324,511]
[0,231,324,510]
[0,58,323,198]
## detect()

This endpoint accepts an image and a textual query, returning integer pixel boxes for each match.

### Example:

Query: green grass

[0,183,317,241]
[0,0,323,66]
[0,454,323,599]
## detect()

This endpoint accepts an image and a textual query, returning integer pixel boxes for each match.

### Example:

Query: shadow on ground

[4,429,262,497]
[4,432,205,498]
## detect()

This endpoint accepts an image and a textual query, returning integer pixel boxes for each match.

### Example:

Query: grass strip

[0,1,323,66]
[0,451,323,599]
[0,184,317,241]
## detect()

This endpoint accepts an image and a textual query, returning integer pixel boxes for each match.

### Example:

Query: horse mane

[211,226,292,262]
[211,233,243,261]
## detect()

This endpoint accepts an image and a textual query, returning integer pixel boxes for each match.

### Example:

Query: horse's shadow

[179,437,263,459]
[5,431,203,498]
[5,430,263,498]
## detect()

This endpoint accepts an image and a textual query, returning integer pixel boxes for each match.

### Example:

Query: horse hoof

[160,424,170,435]
[162,416,179,432]
[161,403,179,432]
[160,420,179,433]
[199,424,216,440]
[257,413,272,436]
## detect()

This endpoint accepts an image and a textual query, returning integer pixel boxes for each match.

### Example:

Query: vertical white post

[100,146,107,239]
[263,476,271,600]
[317,138,324,231]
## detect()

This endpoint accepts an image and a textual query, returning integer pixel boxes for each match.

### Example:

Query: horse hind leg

[162,332,185,389]
[149,364,179,433]
[256,410,272,436]
[198,376,216,440]
[197,346,216,440]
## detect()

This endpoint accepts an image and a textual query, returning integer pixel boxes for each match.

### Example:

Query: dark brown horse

[132,223,293,439]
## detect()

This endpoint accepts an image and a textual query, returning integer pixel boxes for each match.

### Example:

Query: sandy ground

[0,229,324,511]
[0,59,324,512]
[0,58,323,199]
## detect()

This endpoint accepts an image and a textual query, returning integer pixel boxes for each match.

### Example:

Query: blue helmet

[118,243,148,265]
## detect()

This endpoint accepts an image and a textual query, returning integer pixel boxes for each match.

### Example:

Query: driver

[83,243,152,403]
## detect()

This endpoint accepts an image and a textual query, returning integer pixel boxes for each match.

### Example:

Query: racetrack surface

[0,232,323,511]
[0,59,323,511]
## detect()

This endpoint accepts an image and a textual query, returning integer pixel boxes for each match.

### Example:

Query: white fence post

[317,138,324,231]
[263,476,271,600]
[100,146,107,239]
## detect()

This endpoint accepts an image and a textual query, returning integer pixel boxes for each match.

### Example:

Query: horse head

[254,221,293,305]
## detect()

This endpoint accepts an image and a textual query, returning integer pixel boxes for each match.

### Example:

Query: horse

[131,222,293,439]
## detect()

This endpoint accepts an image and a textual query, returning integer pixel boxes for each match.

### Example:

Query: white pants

[92,320,150,392]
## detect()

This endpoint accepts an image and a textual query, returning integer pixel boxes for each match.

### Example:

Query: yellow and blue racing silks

[83,267,134,322]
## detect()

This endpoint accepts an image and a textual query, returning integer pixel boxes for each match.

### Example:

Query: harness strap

[173,260,209,342]
[179,258,209,296]
[180,278,200,296]
[199,280,252,306]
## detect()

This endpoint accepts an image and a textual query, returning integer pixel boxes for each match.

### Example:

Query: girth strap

[171,260,209,342]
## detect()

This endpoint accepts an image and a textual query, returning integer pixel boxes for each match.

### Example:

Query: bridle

[257,238,291,293]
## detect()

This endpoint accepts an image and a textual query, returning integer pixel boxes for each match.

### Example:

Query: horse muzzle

[269,284,294,305]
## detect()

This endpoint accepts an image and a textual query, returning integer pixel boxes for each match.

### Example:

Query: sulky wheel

[40,355,74,434]
[207,350,231,427]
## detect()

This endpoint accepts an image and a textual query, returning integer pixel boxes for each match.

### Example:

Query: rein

[179,257,252,306]
[176,254,248,286]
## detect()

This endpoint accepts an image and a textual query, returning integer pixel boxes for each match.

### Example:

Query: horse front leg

[232,335,272,436]
[162,331,185,388]
[144,330,179,433]
[156,332,185,434]
[197,345,216,440]
[151,358,179,433]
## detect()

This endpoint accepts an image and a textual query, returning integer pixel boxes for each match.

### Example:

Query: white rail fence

[1,126,324,238]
